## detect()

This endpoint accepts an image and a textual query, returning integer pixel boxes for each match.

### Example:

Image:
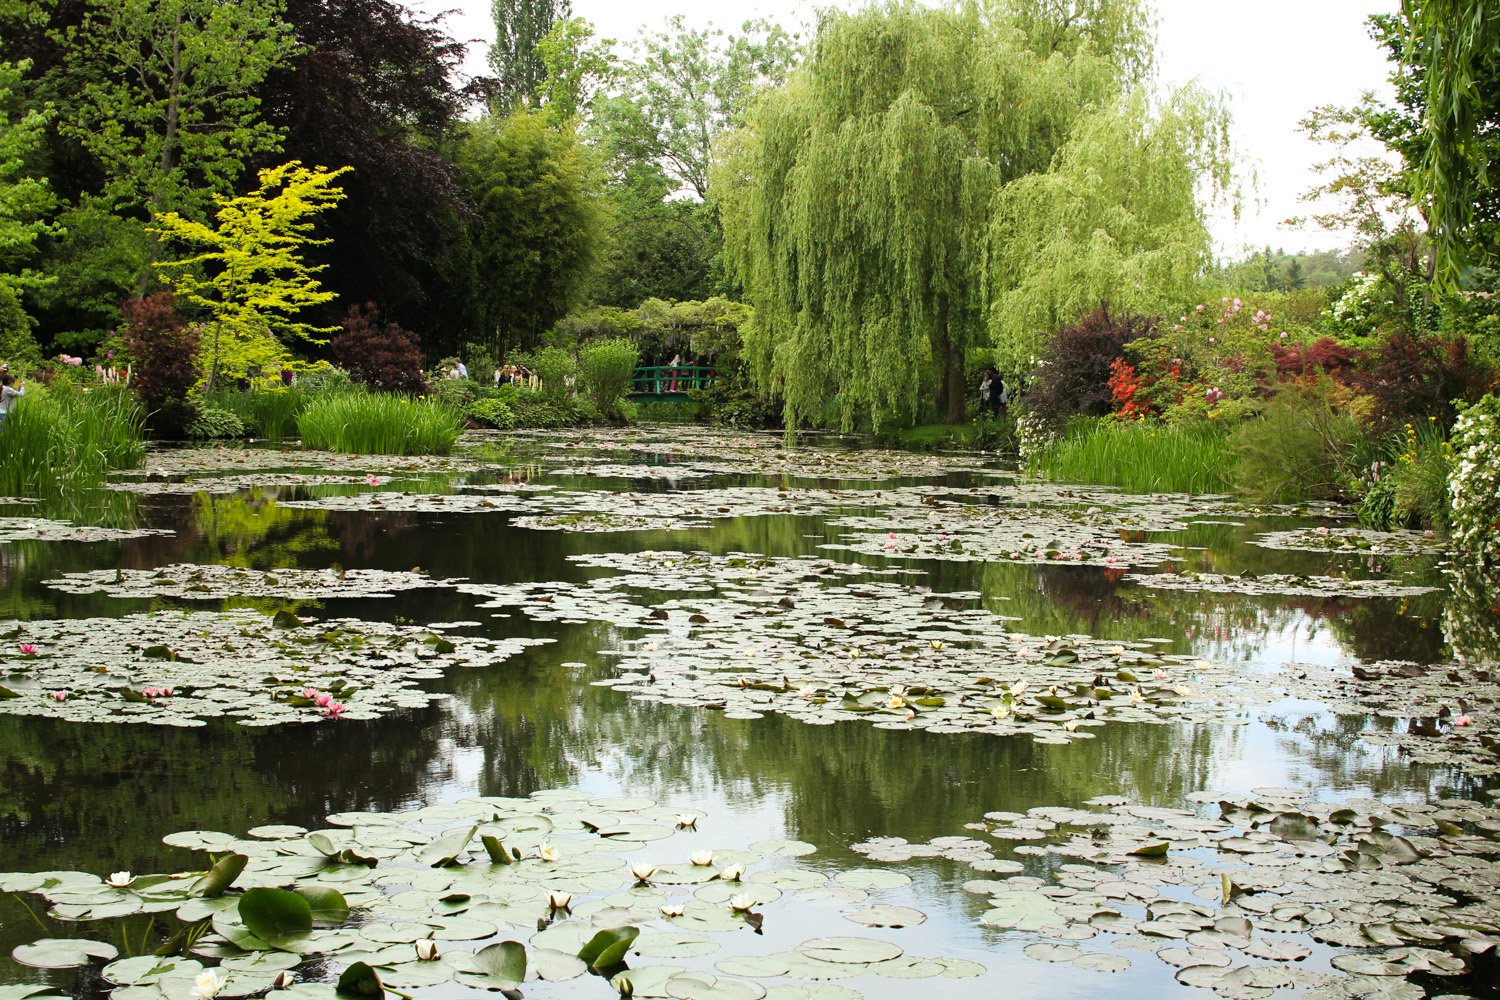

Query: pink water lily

[19,644,36,655]
[315,692,333,708]
[51,690,67,701]
[1455,715,1473,726]
[302,687,317,699]
[322,701,347,719]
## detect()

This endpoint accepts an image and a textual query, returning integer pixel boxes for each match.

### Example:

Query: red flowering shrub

[1029,303,1157,420]
[331,303,427,395]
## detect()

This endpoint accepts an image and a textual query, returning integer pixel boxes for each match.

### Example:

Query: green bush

[470,398,515,429]
[1028,416,1233,494]
[1229,385,1369,503]
[1449,394,1500,562]
[202,387,309,440]
[188,405,247,439]
[530,347,576,401]
[578,338,639,418]
[0,384,145,497]
[297,393,464,455]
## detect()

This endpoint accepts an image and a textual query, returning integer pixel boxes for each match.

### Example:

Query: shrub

[1028,416,1233,494]
[1350,330,1497,430]
[0,384,145,497]
[578,337,639,418]
[330,303,427,395]
[1448,394,1500,564]
[1029,302,1156,421]
[121,292,201,436]
[529,346,577,401]
[470,398,515,429]
[202,387,308,440]
[1229,383,1370,503]
[297,393,463,455]
[188,405,247,439]
[1270,337,1364,381]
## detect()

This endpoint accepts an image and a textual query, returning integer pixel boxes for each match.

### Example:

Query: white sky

[407,0,1400,261]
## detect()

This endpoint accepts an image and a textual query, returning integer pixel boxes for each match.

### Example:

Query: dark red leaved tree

[122,293,201,435]
[331,303,427,394]
[1029,303,1158,420]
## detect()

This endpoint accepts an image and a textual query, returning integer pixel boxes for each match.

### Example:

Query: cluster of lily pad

[0,516,173,544]
[44,565,459,602]
[0,609,549,726]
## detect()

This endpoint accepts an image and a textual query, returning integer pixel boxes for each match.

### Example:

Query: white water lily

[1109,646,1125,655]
[675,813,698,828]
[718,864,744,881]
[1174,685,1193,697]
[537,842,561,862]
[1129,688,1145,705]
[415,939,440,961]
[1009,681,1029,697]
[729,894,756,912]
[1063,720,1080,732]
[690,850,715,866]
[190,970,227,999]
[660,903,685,917]
[106,871,133,888]
[630,862,656,881]
[885,696,904,710]
[798,683,817,697]
[547,891,573,910]
[990,706,1011,720]
[928,640,943,650]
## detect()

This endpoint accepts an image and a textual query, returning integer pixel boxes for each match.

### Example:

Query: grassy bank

[1028,417,1234,494]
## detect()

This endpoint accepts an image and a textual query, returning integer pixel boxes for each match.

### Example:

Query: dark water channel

[0,431,1494,1000]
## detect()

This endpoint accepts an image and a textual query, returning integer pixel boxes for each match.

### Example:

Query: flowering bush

[1448,394,1500,563]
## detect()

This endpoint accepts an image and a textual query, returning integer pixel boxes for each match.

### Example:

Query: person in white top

[0,374,24,430]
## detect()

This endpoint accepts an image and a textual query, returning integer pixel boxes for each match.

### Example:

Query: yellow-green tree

[151,161,349,390]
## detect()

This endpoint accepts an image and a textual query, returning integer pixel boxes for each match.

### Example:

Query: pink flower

[887,532,896,539]
[51,691,66,701]
[143,687,159,698]
[315,692,333,708]
[160,687,173,697]
[19,644,36,655]
[1455,715,1473,727]
[1195,304,1204,311]
[302,687,317,699]
[885,541,895,549]
[939,534,948,540]
[323,701,347,719]
[1279,332,1287,338]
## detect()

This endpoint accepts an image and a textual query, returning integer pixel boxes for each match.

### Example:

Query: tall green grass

[297,393,463,455]
[1029,417,1234,494]
[0,385,146,498]
[203,387,312,440]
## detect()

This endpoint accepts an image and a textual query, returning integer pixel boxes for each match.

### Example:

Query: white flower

[1109,646,1125,655]
[191,970,227,999]
[537,842,561,862]
[889,685,907,698]
[660,903,685,917]
[106,871,133,888]
[929,640,943,650]
[690,850,715,866]
[1174,685,1193,697]
[1129,688,1145,705]
[1063,720,1079,732]
[718,864,744,881]
[729,894,756,912]
[885,695,904,710]
[1009,681,1029,697]
[630,862,656,881]
[675,813,698,828]
[547,891,572,910]
[990,706,1010,720]
[415,939,440,961]
[271,970,295,989]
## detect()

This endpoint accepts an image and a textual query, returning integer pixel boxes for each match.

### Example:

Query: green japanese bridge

[628,365,717,401]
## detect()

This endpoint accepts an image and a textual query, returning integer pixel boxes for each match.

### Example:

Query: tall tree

[717,0,1223,430]
[60,0,297,288]
[0,60,55,299]
[488,0,570,111]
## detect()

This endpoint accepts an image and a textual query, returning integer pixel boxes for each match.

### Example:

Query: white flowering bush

[1448,394,1500,563]
[1444,559,1500,664]
[1322,271,1392,337]
[1016,409,1062,464]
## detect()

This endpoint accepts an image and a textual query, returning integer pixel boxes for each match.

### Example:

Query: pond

[0,426,1495,1000]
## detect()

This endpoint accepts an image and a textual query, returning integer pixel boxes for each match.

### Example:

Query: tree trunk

[932,294,966,425]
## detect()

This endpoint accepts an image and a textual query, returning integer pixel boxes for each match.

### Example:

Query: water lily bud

[1062,720,1079,732]
[718,864,744,882]
[675,814,698,828]
[415,940,439,961]
[690,850,715,866]
[660,903,685,917]
[729,894,756,912]
[630,863,656,882]
[106,871,133,888]
[929,640,943,650]
[271,971,295,989]
[547,891,572,910]
[537,842,561,862]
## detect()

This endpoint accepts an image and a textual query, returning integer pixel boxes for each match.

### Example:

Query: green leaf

[1129,841,1170,857]
[420,825,477,867]
[577,925,639,969]
[481,835,512,864]
[142,645,176,661]
[273,611,304,629]
[196,853,247,897]
[295,886,349,924]
[0,685,19,699]
[335,960,384,997]
[473,940,526,987]
[238,887,313,949]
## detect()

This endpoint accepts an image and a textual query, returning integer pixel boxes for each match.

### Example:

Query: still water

[0,428,1493,1000]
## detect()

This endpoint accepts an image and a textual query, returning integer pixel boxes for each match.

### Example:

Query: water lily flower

[690,850,715,866]
[537,842,561,862]
[1009,681,1028,697]
[191,970,227,999]
[885,540,895,549]
[1109,646,1125,655]
[798,684,817,698]
[107,871,133,887]
[904,709,915,721]
[888,532,896,539]
[1129,689,1145,705]
[729,894,756,912]
[719,864,745,881]
[314,692,333,708]
[890,685,908,697]
[302,687,317,699]
[1063,720,1079,732]
[323,701,346,720]
[631,862,656,882]
[886,695,904,710]
[19,644,35,655]
[1455,715,1473,726]
[415,939,440,961]
[660,903,685,917]
[990,706,1011,720]
[143,687,160,699]
[929,640,943,650]
[676,813,698,828]
[1173,685,1193,697]
[547,891,572,911]
[271,970,295,989]
[51,690,67,701]
[642,642,657,652]
[1152,670,1166,680]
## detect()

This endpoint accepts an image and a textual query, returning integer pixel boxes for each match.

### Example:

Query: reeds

[0,385,146,498]
[1029,417,1234,494]
[297,393,463,455]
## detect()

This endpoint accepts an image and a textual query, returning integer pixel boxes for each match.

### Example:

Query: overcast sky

[405,0,1400,260]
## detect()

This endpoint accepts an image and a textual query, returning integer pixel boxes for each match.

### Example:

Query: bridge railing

[628,365,718,397]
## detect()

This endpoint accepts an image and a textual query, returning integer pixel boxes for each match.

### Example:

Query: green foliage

[1028,416,1233,494]
[529,346,576,401]
[0,383,145,496]
[202,386,308,440]
[296,392,463,455]
[187,404,247,440]
[1229,385,1369,503]
[454,110,602,356]
[0,59,56,297]
[718,1,1231,433]
[488,0,572,111]
[151,161,350,390]
[1448,393,1500,561]
[60,0,295,244]
[23,198,151,354]
[535,16,618,124]
[469,397,514,429]
[577,336,638,418]
[0,283,41,367]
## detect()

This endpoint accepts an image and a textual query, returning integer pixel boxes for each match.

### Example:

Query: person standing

[0,374,24,430]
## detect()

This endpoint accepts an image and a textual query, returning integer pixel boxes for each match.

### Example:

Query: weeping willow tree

[716,0,1233,431]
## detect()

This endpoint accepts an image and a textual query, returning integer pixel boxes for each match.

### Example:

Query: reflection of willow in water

[1445,559,1500,664]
